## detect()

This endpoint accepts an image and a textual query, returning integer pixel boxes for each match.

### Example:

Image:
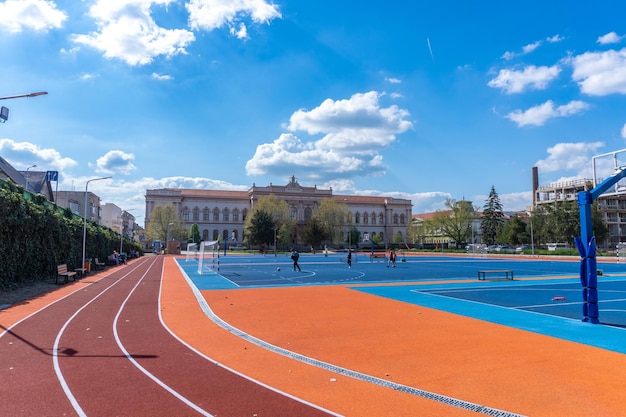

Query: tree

[189,224,201,244]
[481,186,504,245]
[244,194,293,247]
[428,198,476,247]
[146,204,184,242]
[312,198,349,246]
[497,215,527,246]
[301,217,330,249]
[246,209,275,247]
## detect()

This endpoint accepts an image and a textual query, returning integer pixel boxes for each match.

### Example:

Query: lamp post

[82,176,112,274]
[0,92,48,124]
[527,211,535,256]
[166,222,173,255]
[25,164,36,193]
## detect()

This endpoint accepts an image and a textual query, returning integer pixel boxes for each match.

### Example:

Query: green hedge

[0,179,141,290]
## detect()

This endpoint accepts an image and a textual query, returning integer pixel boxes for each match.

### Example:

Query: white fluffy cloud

[505,100,590,127]
[186,0,281,32]
[597,32,624,45]
[246,92,413,181]
[534,142,604,173]
[571,48,626,96]
[488,65,561,94]
[0,0,67,32]
[0,138,77,170]
[72,1,195,66]
[95,150,137,174]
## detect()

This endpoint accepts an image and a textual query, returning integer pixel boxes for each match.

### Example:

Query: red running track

[0,256,338,416]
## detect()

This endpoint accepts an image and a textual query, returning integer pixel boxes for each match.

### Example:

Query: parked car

[515,245,531,253]
[229,244,247,250]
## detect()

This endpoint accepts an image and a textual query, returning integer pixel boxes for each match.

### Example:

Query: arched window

[393,214,399,224]
[242,208,248,221]
[223,208,230,222]
[212,229,219,240]
[213,208,220,221]
[232,230,239,241]
[304,207,312,221]
[232,208,240,222]
[202,230,209,240]
[363,211,369,224]
[193,207,199,221]
[355,212,361,224]
[347,211,353,224]
[378,212,384,224]
[290,206,297,221]
[400,213,406,224]
[223,230,229,240]
[203,208,210,221]
[371,213,376,224]
[182,207,189,221]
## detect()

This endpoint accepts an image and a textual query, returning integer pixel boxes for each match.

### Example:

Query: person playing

[291,249,301,272]
[387,248,397,268]
[347,249,352,268]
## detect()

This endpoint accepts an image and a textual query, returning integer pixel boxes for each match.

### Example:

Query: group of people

[289,247,398,271]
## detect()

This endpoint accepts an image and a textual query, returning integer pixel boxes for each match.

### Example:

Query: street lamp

[0,92,48,123]
[25,164,36,193]
[527,211,535,256]
[166,222,173,254]
[82,176,112,274]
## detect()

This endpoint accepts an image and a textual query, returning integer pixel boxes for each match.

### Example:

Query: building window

[193,207,199,221]
[242,208,248,221]
[290,206,297,220]
[232,230,239,241]
[304,207,312,221]
[213,208,220,221]
[202,230,209,240]
[393,214,399,224]
[203,208,209,221]
[363,211,369,224]
[212,229,219,240]
[223,230,229,240]
[183,208,189,221]
[400,213,406,224]
[371,213,376,224]
[379,213,383,224]
[223,208,230,222]
[347,212,353,224]
[355,212,361,224]
[233,208,239,222]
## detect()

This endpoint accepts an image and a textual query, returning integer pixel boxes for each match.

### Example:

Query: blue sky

[2,0,626,227]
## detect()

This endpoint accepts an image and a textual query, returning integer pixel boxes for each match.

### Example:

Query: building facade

[56,190,104,224]
[145,176,412,248]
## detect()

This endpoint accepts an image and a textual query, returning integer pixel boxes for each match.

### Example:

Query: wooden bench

[478,269,514,280]
[56,264,77,284]
[93,258,105,270]
[370,253,387,262]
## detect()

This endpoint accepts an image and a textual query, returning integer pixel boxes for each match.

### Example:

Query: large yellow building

[145,176,412,249]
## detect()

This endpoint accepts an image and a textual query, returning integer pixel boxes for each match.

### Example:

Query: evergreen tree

[481,186,504,245]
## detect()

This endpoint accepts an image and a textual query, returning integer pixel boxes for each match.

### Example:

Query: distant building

[56,190,104,224]
[145,176,412,249]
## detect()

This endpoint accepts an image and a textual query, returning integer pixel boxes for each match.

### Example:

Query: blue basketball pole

[576,166,626,323]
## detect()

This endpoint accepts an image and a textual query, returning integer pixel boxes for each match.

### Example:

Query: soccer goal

[186,242,199,262]
[198,240,220,275]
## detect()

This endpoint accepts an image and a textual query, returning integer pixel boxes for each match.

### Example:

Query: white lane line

[112,258,214,416]
[52,258,156,417]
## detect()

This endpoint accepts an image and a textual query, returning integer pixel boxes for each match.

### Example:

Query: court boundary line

[175,259,527,417]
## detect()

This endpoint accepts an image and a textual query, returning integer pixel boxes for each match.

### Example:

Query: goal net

[186,242,199,262]
[198,240,220,275]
